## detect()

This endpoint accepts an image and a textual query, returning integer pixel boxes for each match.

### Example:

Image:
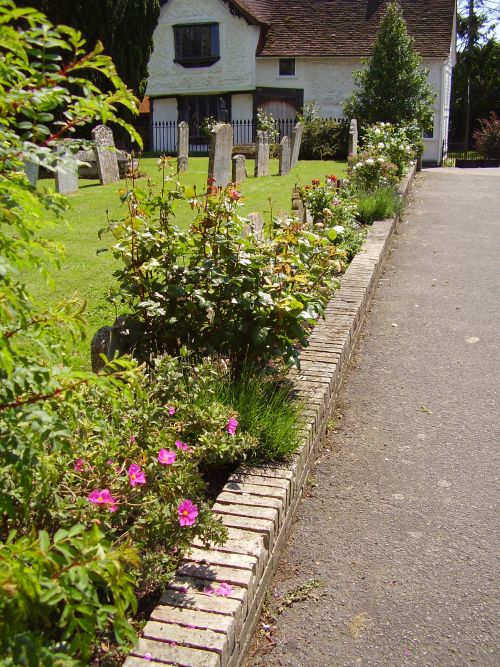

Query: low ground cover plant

[354,186,404,225]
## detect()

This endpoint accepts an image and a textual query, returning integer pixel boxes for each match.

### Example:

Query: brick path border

[124,163,417,667]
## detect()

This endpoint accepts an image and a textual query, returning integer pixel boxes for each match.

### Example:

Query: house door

[259,99,297,141]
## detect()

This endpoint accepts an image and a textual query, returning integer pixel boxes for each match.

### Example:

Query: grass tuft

[355,185,404,225]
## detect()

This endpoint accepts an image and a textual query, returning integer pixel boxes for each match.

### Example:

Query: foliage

[362,122,418,176]
[256,107,279,140]
[16,0,161,95]
[200,115,217,140]
[0,526,138,665]
[344,2,435,133]
[300,118,349,160]
[348,151,398,192]
[105,166,344,370]
[450,38,500,141]
[354,186,403,225]
[473,111,500,158]
[210,368,303,461]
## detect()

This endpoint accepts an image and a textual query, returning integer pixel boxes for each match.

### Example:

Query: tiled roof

[233,0,456,58]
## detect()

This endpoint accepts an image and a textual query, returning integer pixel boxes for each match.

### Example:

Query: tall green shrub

[344,2,435,132]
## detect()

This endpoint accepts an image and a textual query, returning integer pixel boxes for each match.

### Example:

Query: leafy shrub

[473,112,500,159]
[348,151,399,191]
[300,118,349,160]
[256,107,279,141]
[355,186,404,225]
[362,122,417,176]
[105,168,342,371]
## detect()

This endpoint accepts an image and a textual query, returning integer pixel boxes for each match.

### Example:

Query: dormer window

[174,23,220,68]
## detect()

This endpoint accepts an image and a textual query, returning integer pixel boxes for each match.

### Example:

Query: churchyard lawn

[26,156,347,370]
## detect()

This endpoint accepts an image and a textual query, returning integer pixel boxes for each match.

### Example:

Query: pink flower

[88,489,118,512]
[128,464,146,487]
[129,435,136,445]
[229,189,241,201]
[167,405,175,416]
[158,449,176,465]
[226,418,238,435]
[203,582,234,597]
[74,458,84,472]
[175,440,188,451]
[178,499,198,527]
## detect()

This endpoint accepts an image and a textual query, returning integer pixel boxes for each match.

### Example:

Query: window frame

[279,58,296,76]
[173,23,220,68]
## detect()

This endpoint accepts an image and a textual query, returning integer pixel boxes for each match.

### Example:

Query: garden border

[124,162,417,667]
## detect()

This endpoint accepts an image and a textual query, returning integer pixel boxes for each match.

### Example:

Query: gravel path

[244,168,500,667]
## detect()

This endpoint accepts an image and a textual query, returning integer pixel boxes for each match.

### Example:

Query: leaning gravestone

[279,136,291,175]
[55,152,79,195]
[92,125,120,185]
[232,154,246,183]
[290,122,303,169]
[254,131,270,177]
[348,119,358,158]
[242,212,265,240]
[291,186,306,224]
[177,121,189,173]
[208,123,233,188]
[23,160,39,187]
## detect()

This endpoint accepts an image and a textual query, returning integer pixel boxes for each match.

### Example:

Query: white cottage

[147,0,456,165]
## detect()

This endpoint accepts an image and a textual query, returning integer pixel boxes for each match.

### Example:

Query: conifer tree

[344,2,435,131]
[16,0,160,95]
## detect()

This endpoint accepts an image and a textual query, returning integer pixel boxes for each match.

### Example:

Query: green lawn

[27,157,347,370]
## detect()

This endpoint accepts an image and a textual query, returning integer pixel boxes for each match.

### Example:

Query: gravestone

[208,123,233,188]
[291,187,306,224]
[242,212,265,240]
[177,121,189,173]
[55,152,79,195]
[348,119,358,157]
[177,156,188,174]
[232,154,246,183]
[254,131,270,177]
[279,136,291,175]
[92,125,120,185]
[23,160,39,187]
[290,122,304,169]
[75,148,129,179]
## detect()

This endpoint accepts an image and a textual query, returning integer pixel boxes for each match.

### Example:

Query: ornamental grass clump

[355,186,404,225]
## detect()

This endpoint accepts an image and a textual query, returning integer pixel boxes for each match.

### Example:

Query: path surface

[245,168,500,667]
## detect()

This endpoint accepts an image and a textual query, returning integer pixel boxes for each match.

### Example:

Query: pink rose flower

[167,405,175,416]
[158,449,176,465]
[178,499,198,527]
[129,435,136,445]
[74,458,84,472]
[128,464,146,487]
[226,418,238,435]
[175,440,189,451]
[87,488,118,512]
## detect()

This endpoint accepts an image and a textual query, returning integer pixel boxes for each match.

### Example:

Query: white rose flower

[377,142,385,149]
[355,162,362,169]
[374,128,381,135]
[365,158,374,165]
[377,157,385,163]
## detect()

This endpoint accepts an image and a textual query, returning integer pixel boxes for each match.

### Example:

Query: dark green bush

[300,118,349,160]
[355,186,404,225]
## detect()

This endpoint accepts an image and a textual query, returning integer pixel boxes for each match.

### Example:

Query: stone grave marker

[279,136,291,175]
[208,123,233,188]
[254,131,270,177]
[23,160,39,187]
[348,119,358,157]
[177,121,189,173]
[232,154,246,183]
[55,151,79,195]
[242,212,265,240]
[291,186,306,224]
[290,122,304,169]
[92,125,120,185]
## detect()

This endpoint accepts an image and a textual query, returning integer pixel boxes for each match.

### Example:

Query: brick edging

[125,162,417,667]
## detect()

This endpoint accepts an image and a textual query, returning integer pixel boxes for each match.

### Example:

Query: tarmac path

[245,168,500,667]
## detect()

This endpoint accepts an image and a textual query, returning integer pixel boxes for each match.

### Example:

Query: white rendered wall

[152,98,178,152]
[147,0,260,98]
[231,93,253,142]
[422,59,444,164]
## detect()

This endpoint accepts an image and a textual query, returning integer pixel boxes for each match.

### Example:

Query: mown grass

[25,157,347,370]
